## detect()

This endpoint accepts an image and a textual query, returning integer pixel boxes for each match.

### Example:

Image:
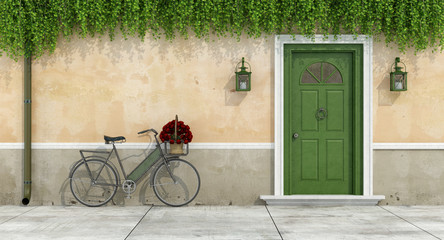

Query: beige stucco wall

[2,35,444,144]
[0,34,274,144]
[372,40,444,142]
[0,57,22,142]
[2,35,444,143]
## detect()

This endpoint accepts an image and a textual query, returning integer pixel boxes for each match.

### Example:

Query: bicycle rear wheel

[153,158,200,207]
[70,159,118,207]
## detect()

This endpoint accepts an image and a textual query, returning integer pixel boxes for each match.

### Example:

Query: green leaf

[0,0,443,59]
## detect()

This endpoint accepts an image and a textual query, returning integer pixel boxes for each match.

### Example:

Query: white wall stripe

[0,142,275,150]
[373,143,444,150]
[2,142,444,150]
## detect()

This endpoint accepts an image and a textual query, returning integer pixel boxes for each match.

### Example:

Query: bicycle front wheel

[153,158,200,207]
[70,159,118,207]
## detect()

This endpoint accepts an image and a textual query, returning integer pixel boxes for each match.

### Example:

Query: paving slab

[267,206,436,240]
[0,206,37,224]
[382,206,444,239]
[127,206,281,240]
[0,206,151,240]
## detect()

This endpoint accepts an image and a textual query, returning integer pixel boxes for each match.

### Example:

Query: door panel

[326,90,344,131]
[301,91,319,131]
[326,139,344,180]
[284,44,363,195]
[301,140,319,180]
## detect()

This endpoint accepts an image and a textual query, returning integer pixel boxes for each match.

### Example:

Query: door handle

[293,132,299,139]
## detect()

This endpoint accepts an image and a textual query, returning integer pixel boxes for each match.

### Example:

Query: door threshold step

[260,195,385,206]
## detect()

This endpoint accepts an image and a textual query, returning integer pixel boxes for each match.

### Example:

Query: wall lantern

[235,57,252,91]
[390,57,408,91]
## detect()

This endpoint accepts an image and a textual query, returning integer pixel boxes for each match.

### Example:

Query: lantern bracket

[390,57,407,72]
[235,57,252,73]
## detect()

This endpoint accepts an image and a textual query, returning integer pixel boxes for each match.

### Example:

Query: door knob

[316,107,328,120]
[293,132,299,139]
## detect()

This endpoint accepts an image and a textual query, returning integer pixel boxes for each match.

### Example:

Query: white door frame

[274,35,373,196]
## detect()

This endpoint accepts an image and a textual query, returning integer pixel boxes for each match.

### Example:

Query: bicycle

[68,128,200,207]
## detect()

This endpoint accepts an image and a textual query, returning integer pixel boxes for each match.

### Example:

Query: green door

[284,44,363,195]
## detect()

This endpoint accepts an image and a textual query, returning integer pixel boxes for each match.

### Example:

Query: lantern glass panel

[394,74,405,90]
[238,74,249,90]
[390,72,407,91]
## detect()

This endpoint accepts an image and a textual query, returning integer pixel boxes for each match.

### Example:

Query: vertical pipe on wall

[22,56,32,205]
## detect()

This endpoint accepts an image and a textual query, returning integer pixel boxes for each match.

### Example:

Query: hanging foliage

[0,0,443,59]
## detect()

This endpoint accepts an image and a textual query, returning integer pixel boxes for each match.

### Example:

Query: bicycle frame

[72,129,184,187]
[74,149,119,187]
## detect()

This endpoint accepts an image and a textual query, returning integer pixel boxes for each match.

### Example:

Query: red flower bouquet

[159,117,193,144]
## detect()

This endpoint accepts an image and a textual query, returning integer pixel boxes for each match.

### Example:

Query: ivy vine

[0,0,442,60]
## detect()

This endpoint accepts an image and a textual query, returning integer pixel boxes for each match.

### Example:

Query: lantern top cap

[236,57,251,73]
[393,57,407,73]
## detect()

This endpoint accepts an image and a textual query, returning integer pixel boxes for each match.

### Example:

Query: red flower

[160,119,193,144]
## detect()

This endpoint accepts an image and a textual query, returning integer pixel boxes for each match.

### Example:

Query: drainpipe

[22,56,32,205]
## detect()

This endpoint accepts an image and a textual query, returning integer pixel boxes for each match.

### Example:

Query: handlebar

[138,128,158,135]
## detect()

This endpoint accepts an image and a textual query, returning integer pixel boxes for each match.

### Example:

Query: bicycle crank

[122,180,136,199]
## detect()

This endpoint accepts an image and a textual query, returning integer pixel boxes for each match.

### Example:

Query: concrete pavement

[0,205,443,239]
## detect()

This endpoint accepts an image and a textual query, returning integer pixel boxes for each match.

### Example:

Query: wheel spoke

[153,159,200,207]
[70,159,118,207]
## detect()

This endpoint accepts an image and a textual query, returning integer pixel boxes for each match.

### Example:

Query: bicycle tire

[70,159,118,207]
[152,158,200,207]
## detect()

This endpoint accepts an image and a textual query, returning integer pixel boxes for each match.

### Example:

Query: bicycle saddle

[104,135,126,144]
